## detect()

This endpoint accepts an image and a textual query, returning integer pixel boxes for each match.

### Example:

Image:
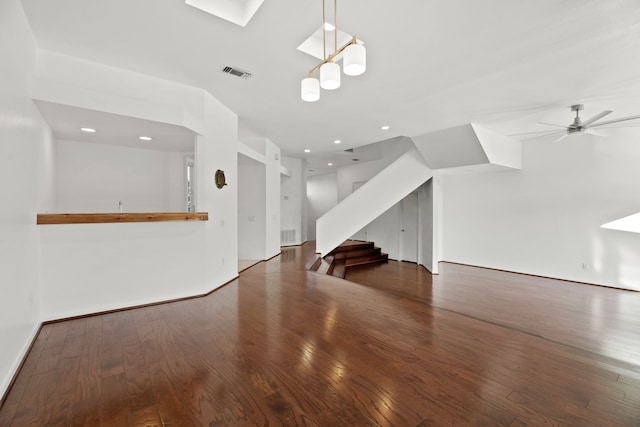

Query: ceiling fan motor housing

[569,104,584,132]
[524,104,640,141]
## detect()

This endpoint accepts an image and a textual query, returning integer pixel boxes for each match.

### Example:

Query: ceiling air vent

[221,66,252,79]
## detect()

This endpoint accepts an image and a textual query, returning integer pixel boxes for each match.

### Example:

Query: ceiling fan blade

[522,130,566,141]
[581,110,612,127]
[598,123,640,128]
[585,129,606,137]
[555,134,569,142]
[590,114,640,128]
[538,122,568,128]
[510,129,568,137]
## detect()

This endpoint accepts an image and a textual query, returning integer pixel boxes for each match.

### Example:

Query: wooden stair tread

[308,240,386,278]
[329,241,374,254]
[345,253,389,267]
[333,247,381,260]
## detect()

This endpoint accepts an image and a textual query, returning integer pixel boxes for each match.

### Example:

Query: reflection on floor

[1,242,639,426]
[238,259,260,272]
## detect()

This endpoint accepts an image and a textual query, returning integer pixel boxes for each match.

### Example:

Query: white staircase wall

[316,148,433,256]
[470,123,522,170]
[315,123,521,258]
[412,123,521,174]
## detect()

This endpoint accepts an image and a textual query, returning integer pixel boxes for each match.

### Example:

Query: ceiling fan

[515,104,640,141]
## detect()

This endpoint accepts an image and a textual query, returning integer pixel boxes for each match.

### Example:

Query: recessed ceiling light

[323,22,335,31]
[334,139,341,144]
[328,162,333,166]
[304,149,311,153]
[80,127,96,133]
[139,136,152,141]
[381,125,390,130]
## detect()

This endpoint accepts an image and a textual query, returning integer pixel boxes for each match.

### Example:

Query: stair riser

[310,241,387,278]
[330,243,374,254]
[309,258,322,271]
[345,255,389,268]
[333,248,381,260]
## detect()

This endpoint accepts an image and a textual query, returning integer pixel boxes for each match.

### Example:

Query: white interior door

[400,193,418,262]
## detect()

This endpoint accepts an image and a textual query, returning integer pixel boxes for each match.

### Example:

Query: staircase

[309,240,388,279]
[316,148,433,256]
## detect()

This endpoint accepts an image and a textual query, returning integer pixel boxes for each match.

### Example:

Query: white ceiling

[20,0,640,172]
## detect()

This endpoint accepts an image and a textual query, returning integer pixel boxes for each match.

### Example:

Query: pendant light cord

[322,0,326,60]
[334,0,337,53]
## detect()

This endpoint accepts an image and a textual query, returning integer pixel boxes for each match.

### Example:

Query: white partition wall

[418,178,440,273]
[0,0,55,397]
[264,140,281,259]
[33,47,239,319]
[238,154,267,260]
[237,138,281,261]
[307,172,338,241]
[281,157,307,246]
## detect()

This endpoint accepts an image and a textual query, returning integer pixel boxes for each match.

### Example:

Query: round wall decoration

[215,169,227,189]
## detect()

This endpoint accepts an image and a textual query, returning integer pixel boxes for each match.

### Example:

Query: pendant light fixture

[343,43,366,76]
[320,62,340,90]
[300,0,366,102]
[301,77,320,102]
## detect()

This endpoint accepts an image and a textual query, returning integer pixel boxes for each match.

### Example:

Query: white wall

[351,182,438,267]
[0,0,54,397]
[418,179,435,272]
[56,140,190,213]
[307,172,338,241]
[264,139,281,259]
[35,50,205,128]
[196,91,239,287]
[336,137,414,202]
[442,131,640,291]
[36,52,239,320]
[39,221,209,317]
[239,136,267,156]
[238,154,266,260]
[237,138,281,261]
[281,157,306,245]
[353,205,401,259]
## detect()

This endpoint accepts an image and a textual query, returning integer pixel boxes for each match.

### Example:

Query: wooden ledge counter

[37,212,208,225]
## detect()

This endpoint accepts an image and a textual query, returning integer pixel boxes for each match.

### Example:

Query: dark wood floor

[1,242,640,426]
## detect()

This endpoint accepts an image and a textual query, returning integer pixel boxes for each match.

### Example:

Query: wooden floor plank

[1,242,639,425]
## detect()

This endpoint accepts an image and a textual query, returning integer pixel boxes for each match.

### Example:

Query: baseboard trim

[280,239,311,248]
[440,261,639,293]
[239,261,262,273]
[43,275,239,325]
